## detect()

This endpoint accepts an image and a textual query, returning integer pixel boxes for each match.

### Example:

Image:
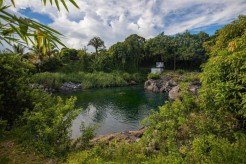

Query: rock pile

[60,82,82,91]
[144,76,201,100]
[144,76,178,93]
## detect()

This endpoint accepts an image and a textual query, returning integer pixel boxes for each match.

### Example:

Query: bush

[21,93,80,157]
[32,72,65,90]
[0,54,35,126]
[61,48,78,62]
[0,54,80,157]
[147,72,160,79]
[39,57,62,72]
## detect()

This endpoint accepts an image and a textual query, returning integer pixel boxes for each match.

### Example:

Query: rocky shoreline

[91,127,146,145]
[144,75,201,100]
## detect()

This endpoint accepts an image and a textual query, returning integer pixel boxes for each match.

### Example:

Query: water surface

[59,85,167,138]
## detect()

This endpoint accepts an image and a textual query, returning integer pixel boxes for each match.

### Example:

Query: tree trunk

[95,49,98,56]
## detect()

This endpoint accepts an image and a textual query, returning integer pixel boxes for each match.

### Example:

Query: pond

[59,85,167,138]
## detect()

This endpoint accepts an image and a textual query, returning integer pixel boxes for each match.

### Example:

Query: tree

[109,42,127,70]
[88,37,105,55]
[124,34,145,71]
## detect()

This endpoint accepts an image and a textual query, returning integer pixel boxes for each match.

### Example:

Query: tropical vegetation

[0,0,245,163]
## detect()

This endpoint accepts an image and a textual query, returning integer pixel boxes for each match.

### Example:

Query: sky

[5,0,246,50]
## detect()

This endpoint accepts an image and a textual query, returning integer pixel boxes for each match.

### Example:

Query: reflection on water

[59,85,167,138]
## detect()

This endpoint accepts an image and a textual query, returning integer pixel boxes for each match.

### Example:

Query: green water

[59,85,167,138]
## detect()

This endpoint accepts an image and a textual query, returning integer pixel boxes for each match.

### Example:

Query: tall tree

[109,42,127,70]
[88,37,105,55]
[124,34,145,71]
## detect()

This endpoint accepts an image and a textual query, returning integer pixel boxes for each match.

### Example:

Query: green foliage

[109,34,145,72]
[147,72,161,79]
[88,36,106,55]
[0,54,35,125]
[61,48,78,62]
[72,124,96,151]
[21,93,80,156]
[65,15,246,163]
[39,57,62,72]
[0,54,80,157]
[201,16,246,118]
[144,31,208,70]
[89,51,113,72]
[32,72,65,89]
[0,0,79,48]
[32,71,141,90]
[186,134,246,164]
[0,119,7,138]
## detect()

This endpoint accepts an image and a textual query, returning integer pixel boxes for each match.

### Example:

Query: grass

[0,135,56,164]
[163,70,200,82]
[32,71,142,90]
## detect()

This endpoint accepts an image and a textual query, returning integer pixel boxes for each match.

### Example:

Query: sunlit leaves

[0,0,80,53]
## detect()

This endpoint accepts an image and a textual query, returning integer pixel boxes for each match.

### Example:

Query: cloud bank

[6,0,246,49]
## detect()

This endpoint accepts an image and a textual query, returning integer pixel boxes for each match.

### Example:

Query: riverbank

[32,71,142,92]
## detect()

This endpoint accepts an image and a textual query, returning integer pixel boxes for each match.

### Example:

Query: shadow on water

[58,85,167,138]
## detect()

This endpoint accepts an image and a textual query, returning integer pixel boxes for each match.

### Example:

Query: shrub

[61,48,78,62]
[0,54,80,157]
[22,93,80,157]
[32,72,65,90]
[0,119,7,138]
[39,57,62,72]
[0,54,35,126]
[147,72,160,79]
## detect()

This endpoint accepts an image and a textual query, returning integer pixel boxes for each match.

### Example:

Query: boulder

[129,80,137,85]
[60,82,82,91]
[91,127,146,144]
[168,85,181,100]
[188,80,201,95]
[144,76,178,93]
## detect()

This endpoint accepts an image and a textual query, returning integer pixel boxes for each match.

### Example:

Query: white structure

[151,62,164,73]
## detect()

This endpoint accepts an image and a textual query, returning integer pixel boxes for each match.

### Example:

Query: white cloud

[4,0,246,50]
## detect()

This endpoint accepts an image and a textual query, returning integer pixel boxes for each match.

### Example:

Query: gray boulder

[168,85,181,100]
[60,82,82,91]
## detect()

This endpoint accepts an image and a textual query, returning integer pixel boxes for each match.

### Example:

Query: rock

[168,85,181,100]
[60,82,82,91]
[145,76,202,100]
[144,76,178,93]
[168,79,178,87]
[129,80,137,85]
[188,80,201,95]
[91,128,146,145]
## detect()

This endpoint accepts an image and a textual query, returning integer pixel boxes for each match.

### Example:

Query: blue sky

[8,0,246,49]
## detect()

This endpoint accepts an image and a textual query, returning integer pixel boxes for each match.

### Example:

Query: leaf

[11,0,15,7]
[43,0,47,6]
[19,18,28,36]
[0,0,3,8]
[60,0,69,12]
[69,0,80,9]
[55,0,60,11]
